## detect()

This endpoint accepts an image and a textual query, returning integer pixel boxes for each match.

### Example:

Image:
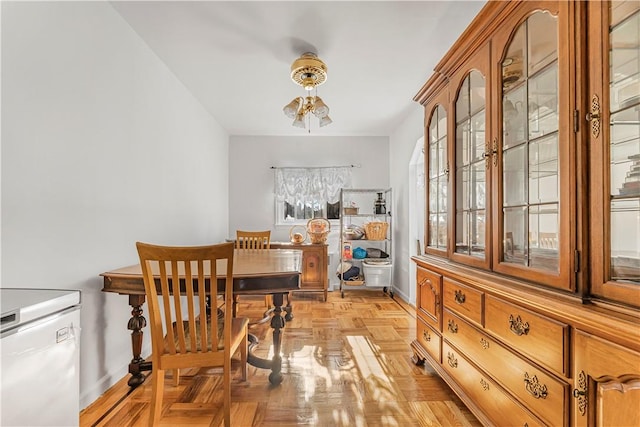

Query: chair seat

[167,313,249,352]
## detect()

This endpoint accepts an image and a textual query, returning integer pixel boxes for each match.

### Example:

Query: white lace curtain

[274,167,352,204]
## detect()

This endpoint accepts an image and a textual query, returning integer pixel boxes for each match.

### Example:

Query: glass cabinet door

[450,44,491,269]
[492,2,573,290]
[426,103,449,255]
[589,0,640,307]
[501,11,559,271]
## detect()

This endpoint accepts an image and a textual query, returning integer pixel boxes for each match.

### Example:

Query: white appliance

[1,288,81,427]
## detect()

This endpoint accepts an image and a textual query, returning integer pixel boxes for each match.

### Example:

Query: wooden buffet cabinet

[271,242,328,301]
[412,1,640,426]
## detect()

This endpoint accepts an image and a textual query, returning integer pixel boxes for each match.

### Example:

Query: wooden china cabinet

[412,1,640,426]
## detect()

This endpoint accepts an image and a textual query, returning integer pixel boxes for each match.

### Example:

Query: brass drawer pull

[509,314,530,336]
[447,352,458,368]
[480,338,490,349]
[524,372,548,399]
[447,319,458,334]
[480,378,490,391]
[423,330,431,342]
[454,290,466,304]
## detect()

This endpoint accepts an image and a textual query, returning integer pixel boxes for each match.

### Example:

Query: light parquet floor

[81,290,481,427]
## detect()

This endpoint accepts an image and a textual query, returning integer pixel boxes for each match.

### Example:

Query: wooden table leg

[247,292,287,385]
[284,291,293,321]
[126,294,148,387]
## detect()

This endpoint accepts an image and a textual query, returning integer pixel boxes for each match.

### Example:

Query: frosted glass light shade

[283,98,302,118]
[319,115,332,127]
[313,97,330,118]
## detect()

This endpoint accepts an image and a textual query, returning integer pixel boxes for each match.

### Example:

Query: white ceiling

[111,1,486,137]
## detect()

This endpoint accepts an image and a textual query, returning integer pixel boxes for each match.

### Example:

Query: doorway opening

[408,137,425,305]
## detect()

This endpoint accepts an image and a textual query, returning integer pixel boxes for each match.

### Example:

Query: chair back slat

[158,261,177,354]
[172,260,187,353]
[236,230,271,250]
[184,260,197,352]
[197,261,208,351]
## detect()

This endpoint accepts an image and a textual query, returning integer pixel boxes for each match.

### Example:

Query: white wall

[1,2,229,408]
[389,107,425,305]
[228,135,389,288]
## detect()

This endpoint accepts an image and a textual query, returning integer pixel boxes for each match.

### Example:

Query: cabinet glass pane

[609,2,640,282]
[529,203,559,271]
[472,161,486,209]
[471,110,486,162]
[438,213,448,247]
[470,71,486,115]
[610,7,639,113]
[427,104,448,250]
[429,143,439,178]
[529,134,559,204]
[456,71,487,257]
[456,122,469,168]
[611,199,640,280]
[429,112,438,144]
[503,86,527,149]
[429,181,438,212]
[471,210,486,256]
[528,11,558,75]
[528,66,559,139]
[501,11,559,272]
[457,78,470,121]
[456,211,468,253]
[502,24,525,90]
[504,145,527,206]
[439,180,448,213]
[503,206,526,265]
[457,168,468,210]
[429,214,438,247]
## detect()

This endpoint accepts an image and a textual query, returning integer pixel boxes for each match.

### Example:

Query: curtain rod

[270,164,361,170]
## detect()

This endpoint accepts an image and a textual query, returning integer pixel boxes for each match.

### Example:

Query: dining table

[100,248,302,387]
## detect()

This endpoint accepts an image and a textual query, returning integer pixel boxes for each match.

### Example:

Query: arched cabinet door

[424,85,450,258]
[490,1,575,291]
[588,0,640,307]
[449,43,492,270]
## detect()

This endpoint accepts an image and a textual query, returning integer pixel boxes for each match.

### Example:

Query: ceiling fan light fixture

[285,52,333,131]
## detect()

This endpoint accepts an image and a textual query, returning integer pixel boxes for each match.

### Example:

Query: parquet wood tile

[81,290,480,427]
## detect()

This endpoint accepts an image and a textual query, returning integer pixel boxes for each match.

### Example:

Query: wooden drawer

[441,341,545,427]
[485,295,569,376]
[417,316,441,364]
[416,266,442,330]
[443,309,568,426]
[443,278,483,326]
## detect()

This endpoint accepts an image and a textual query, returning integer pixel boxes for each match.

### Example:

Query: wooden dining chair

[136,241,248,427]
[235,230,271,250]
[235,230,273,310]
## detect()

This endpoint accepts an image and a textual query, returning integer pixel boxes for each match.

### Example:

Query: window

[274,167,352,225]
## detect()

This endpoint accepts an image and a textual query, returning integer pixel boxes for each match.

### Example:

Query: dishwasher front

[1,288,81,426]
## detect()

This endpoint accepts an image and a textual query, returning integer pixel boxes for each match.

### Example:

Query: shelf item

[364,222,388,240]
[339,188,393,298]
[362,263,392,287]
